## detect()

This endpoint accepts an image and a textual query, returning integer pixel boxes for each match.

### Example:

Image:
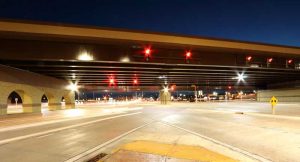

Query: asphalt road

[0,102,299,162]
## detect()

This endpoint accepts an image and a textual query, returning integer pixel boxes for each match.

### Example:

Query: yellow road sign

[270,96,278,106]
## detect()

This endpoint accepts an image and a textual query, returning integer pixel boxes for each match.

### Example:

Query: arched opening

[7,91,23,114]
[41,94,49,111]
[61,96,66,108]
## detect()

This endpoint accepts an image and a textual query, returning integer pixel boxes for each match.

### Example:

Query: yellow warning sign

[270,96,278,106]
[270,96,278,115]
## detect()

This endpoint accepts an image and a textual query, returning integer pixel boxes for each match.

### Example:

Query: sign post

[269,96,278,115]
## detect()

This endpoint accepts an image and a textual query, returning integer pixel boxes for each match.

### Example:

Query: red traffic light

[267,58,273,63]
[246,56,252,62]
[133,78,138,85]
[108,75,116,86]
[109,78,115,84]
[170,85,176,91]
[185,51,192,63]
[144,47,152,61]
[185,51,192,58]
[228,86,232,90]
[287,59,293,64]
[144,48,151,56]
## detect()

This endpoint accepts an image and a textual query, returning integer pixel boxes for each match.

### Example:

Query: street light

[233,73,246,82]
[232,73,247,83]
[237,73,245,81]
[67,83,78,91]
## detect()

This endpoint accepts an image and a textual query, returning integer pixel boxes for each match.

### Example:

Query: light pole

[15,98,18,107]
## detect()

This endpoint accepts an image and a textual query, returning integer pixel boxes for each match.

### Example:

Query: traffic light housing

[185,51,191,63]
[267,58,273,67]
[286,59,293,68]
[144,48,151,61]
[246,56,252,65]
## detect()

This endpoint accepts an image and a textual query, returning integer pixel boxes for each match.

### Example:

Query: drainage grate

[87,153,107,162]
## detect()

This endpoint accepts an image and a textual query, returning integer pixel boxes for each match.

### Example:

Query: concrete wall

[257,88,300,102]
[0,65,75,116]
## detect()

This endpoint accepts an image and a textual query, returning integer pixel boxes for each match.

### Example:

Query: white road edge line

[36,133,54,139]
[0,107,143,132]
[64,122,152,162]
[191,108,300,120]
[162,121,272,162]
[0,112,141,146]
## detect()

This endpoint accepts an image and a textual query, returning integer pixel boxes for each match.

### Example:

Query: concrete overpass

[0,19,300,115]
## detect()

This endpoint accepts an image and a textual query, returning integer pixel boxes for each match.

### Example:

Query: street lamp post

[15,98,18,107]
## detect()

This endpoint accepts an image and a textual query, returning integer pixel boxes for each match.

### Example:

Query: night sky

[0,0,300,47]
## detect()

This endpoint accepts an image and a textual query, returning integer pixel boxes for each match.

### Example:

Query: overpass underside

[0,20,300,116]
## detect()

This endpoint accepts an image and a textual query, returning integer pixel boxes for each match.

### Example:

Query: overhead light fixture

[77,51,93,61]
[158,75,167,79]
[120,57,130,62]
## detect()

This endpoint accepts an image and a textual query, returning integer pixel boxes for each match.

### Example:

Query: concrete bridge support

[159,90,171,105]
[0,65,75,116]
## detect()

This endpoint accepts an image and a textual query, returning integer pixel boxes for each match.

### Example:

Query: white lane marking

[0,112,141,146]
[64,122,151,162]
[162,121,272,162]
[0,107,142,132]
[36,133,54,139]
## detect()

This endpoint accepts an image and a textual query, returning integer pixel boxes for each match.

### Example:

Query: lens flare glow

[78,51,93,61]
[67,83,78,91]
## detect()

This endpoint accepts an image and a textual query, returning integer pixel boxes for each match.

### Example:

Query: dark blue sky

[0,0,300,47]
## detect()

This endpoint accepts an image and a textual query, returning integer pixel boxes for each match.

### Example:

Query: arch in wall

[7,90,28,114]
[61,96,66,108]
[61,94,73,109]
[41,92,61,111]
[41,94,49,109]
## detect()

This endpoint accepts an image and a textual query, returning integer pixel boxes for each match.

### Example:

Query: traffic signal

[170,84,176,91]
[108,75,116,86]
[267,58,273,67]
[246,56,252,65]
[133,78,138,85]
[144,47,152,61]
[286,59,293,68]
[185,51,192,63]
